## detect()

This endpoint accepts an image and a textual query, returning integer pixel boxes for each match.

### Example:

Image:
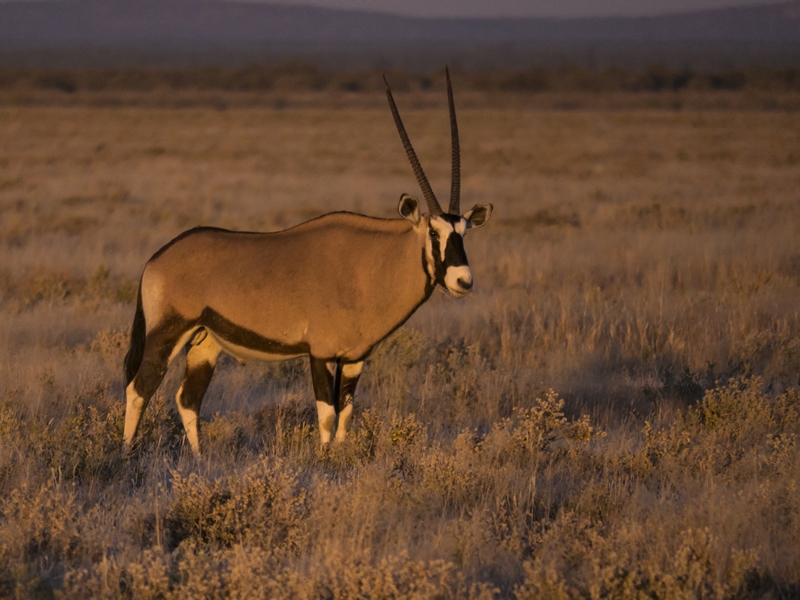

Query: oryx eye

[429,229,439,239]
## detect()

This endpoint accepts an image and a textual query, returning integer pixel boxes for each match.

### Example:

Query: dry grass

[1,64,799,112]
[0,102,799,598]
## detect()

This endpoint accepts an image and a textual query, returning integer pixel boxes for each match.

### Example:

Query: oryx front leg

[175,329,221,458]
[335,361,363,442]
[310,357,341,446]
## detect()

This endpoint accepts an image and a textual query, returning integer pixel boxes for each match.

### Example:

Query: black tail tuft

[124,284,146,386]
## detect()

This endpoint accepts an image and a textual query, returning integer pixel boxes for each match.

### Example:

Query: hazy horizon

[0,0,792,18]
[213,0,789,18]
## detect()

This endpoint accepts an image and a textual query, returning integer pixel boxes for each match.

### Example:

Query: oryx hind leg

[175,329,221,457]
[335,361,363,442]
[123,319,196,453]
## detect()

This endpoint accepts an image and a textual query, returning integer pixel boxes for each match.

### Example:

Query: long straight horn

[384,75,442,216]
[446,67,461,215]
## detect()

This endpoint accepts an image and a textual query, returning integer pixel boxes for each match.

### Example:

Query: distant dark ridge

[2,63,799,94]
[1,0,798,45]
[0,0,798,70]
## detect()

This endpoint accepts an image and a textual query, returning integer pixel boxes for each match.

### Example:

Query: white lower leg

[334,398,353,442]
[316,400,336,445]
[176,384,201,457]
[123,382,147,452]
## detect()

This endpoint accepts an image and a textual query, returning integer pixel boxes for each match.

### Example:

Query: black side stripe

[198,307,309,356]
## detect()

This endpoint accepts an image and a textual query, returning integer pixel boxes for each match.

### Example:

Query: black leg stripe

[339,373,361,410]
[310,357,336,407]
[179,361,215,409]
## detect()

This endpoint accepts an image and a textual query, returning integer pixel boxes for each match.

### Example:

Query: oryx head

[385,68,493,298]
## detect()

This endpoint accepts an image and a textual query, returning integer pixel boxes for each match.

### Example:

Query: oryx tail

[124,284,146,387]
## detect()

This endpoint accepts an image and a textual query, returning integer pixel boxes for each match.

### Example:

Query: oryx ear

[464,204,493,228]
[398,193,421,225]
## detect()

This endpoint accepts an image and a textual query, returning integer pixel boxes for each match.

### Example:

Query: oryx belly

[197,306,309,362]
[209,331,305,363]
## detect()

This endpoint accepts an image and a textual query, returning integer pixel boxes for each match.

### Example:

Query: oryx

[122,69,493,456]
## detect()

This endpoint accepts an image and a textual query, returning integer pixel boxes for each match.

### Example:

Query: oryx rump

[123,69,493,456]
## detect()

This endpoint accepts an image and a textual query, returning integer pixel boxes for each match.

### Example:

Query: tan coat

[140,212,432,362]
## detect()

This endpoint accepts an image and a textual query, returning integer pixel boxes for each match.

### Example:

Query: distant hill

[0,0,798,69]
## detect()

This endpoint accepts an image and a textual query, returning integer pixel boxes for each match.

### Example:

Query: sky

[259,0,787,18]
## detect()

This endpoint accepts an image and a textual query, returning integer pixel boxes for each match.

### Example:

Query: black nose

[457,277,473,290]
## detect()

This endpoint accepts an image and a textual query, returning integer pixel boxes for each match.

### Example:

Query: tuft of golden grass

[0,104,799,597]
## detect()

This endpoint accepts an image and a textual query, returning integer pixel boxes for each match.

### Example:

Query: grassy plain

[0,99,799,598]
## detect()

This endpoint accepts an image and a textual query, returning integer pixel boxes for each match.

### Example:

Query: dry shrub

[349,407,384,461]
[23,269,74,304]
[730,330,800,386]
[3,266,138,308]
[389,412,426,450]
[516,523,761,600]
[0,405,23,487]
[646,378,800,483]
[89,328,128,358]
[165,457,308,554]
[63,549,175,600]
[0,477,80,597]
[317,409,426,473]
[47,402,126,483]
[0,398,127,486]
[89,328,130,374]
[201,411,250,456]
[442,379,800,598]
[304,553,458,599]
[1,393,184,486]
[4,380,798,598]
[418,449,483,511]
[61,546,497,600]
[480,390,603,468]
[58,400,150,480]
[612,378,800,491]
[691,377,798,440]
